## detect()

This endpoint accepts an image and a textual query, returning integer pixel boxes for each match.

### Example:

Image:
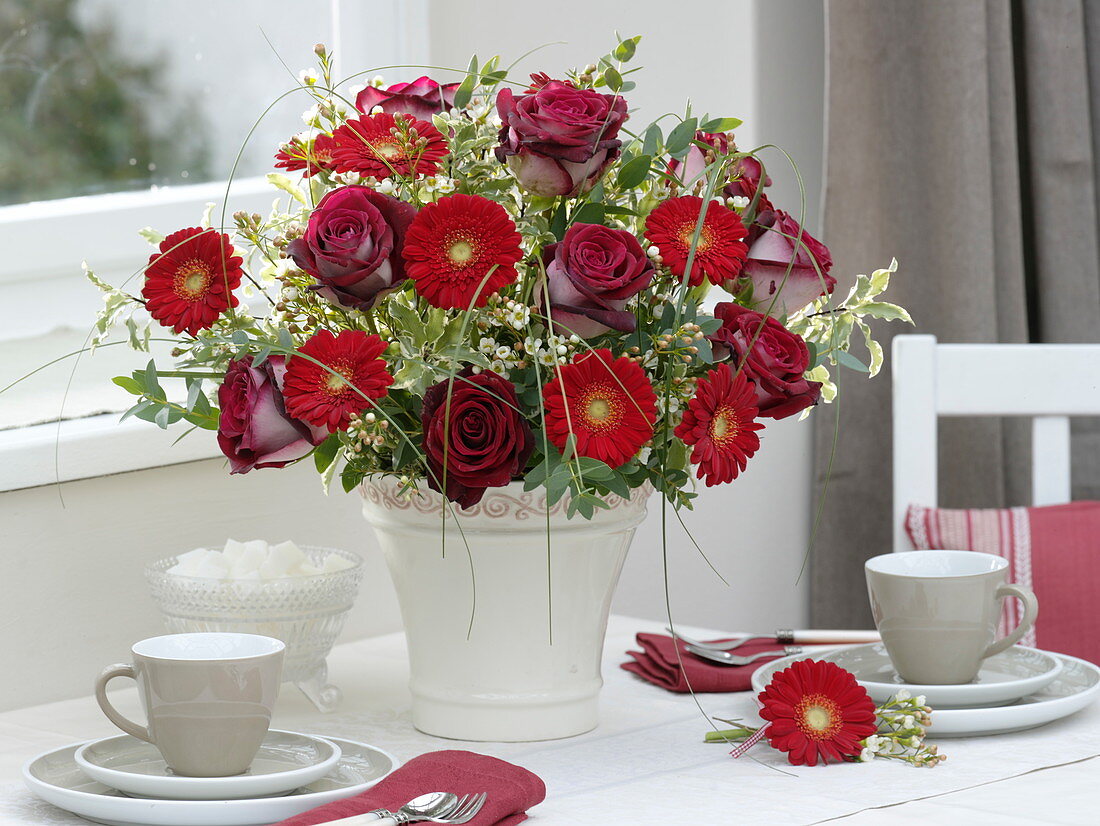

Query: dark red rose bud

[355,75,459,121]
[494,78,628,197]
[287,185,416,312]
[709,302,822,419]
[535,222,653,338]
[217,356,327,473]
[420,369,535,508]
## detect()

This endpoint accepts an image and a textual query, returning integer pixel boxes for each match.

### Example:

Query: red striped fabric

[905,502,1100,664]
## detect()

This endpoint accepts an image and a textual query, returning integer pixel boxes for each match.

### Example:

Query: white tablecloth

[2,616,1098,825]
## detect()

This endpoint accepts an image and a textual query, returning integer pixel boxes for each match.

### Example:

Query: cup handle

[983,583,1039,658]
[94,664,152,743]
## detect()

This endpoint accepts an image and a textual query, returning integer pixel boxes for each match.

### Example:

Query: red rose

[736,210,835,315]
[355,76,459,121]
[494,77,628,197]
[710,302,821,419]
[288,185,416,312]
[536,222,654,338]
[217,356,327,474]
[420,369,535,508]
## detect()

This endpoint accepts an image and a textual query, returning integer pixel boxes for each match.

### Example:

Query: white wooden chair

[892,334,1100,552]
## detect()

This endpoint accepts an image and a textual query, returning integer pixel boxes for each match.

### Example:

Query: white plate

[74,730,342,801]
[820,644,1064,708]
[24,736,398,826]
[752,650,1100,737]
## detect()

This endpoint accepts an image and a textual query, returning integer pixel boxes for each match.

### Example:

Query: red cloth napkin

[621,632,787,692]
[274,750,545,826]
[906,501,1100,664]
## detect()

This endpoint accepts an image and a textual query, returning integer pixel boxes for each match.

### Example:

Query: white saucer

[752,650,1100,737]
[819,644,1064,708]
[74,730,342,801]
[24,736,398,826]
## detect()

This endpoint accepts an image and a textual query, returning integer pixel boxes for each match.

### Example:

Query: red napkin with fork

[622,632,788,693]
[274,750,544,826]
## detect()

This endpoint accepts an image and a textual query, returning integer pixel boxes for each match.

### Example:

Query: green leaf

[571,202,605,226]
[313,434,341,473]
[185,378,203,412]
[666,117,699,156]
[573,457,614,481]
[857,302,914,324]
[613,36,640,62]
[642,123,662,157]
[603,66,623,92]
[698,116,743,133]
[860,321,885,377]
[142,359,164,397]
[835,349,869,373]
[266,173,308,206]
[112,376,143,395]
[602,472,633,500]
[452,55,479,109]
[154,406,170,429]
[549,200,568,241]
[616,154,652,189]
[693,336,714,364]
[341,466,366,494]
[138,226,165,246]
[277,327,295,352]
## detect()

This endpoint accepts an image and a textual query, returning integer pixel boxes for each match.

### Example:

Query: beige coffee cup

[865,551,1038,684]
[95,632,285,777]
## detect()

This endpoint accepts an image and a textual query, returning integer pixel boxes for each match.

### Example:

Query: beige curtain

[812,0,1100,627]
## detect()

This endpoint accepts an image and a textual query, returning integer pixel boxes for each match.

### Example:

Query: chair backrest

[892,335,1100,552]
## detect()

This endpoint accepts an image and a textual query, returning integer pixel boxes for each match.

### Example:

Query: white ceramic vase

[360,478,649,741]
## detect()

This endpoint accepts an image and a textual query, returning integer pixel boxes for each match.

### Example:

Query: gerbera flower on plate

[330,112,449,179]
[542,348,657,468]
[141,227,243,336]
[675,364,763,486]
[758,659,878,766]
[402,193,523,309]
[282,330,394,432]
[274,133,336,177]
[643,195,748,287]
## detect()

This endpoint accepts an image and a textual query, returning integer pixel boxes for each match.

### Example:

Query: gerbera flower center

[447,237,477,266]
[709,406,739,443]
[677,221,714,253]
[173,260,214,299]
[321,361,356,396]
[577,383,622,432]
[795,693,843,741]
[373,140,404,160]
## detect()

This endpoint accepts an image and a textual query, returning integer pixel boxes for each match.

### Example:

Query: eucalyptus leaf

[698,116,743,133]
[835,349,870,373]
[666,117,699,156]
[616,154,652,189]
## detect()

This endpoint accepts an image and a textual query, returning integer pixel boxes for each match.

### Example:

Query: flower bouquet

[84,36,910,738]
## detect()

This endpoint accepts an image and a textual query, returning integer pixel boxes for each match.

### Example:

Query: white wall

[0,0,825,709]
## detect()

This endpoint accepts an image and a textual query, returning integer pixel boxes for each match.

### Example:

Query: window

[0,0,427,487]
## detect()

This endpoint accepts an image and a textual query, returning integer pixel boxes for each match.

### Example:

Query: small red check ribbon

[729,722,770,758]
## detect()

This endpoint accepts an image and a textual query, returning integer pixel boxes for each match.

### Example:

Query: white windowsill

[0,413,222,493]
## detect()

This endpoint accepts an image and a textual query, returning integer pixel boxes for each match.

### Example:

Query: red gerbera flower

[542,348,657,468]
[274,133,336,177]
[330,112,449,179]
[282,330,394,432]
[644,195,748,286]
[142,227,243,336]
[674,363,764,486]
[758,659,878,766]
[402,193,523,309]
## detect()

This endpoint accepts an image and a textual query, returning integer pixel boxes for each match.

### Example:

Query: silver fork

[685,644,801,666]
[322,793,487,826]
[381,793,487,825]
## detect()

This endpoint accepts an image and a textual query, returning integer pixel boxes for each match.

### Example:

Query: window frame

[0,0,429,491]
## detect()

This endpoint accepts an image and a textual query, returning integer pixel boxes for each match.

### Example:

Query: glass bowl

[145,546,364,712]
